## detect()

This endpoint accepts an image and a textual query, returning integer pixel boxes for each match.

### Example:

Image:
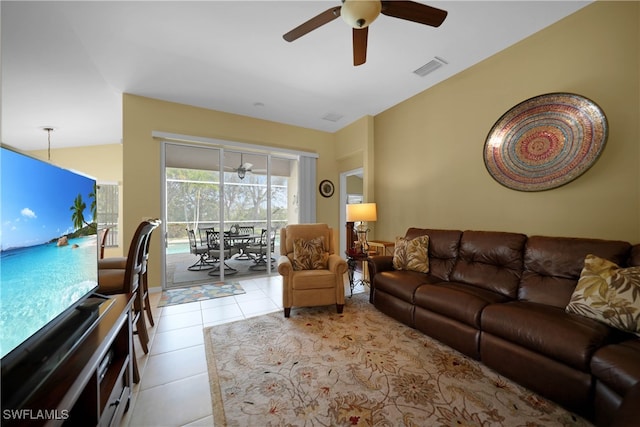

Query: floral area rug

[203,293,591,427]
[158,282,245,307]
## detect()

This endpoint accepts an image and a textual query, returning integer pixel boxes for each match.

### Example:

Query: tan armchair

[277,223,348,317]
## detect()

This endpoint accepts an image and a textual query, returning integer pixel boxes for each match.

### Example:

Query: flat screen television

[0,145,101,407]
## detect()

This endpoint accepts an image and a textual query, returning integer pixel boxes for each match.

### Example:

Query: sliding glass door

[162,142,297,289]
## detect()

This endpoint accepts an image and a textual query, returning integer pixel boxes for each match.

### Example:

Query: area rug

[158,282,245,307]
[203,293,591,427]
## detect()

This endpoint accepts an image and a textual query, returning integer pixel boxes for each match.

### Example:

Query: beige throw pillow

[566,254,640,335]
[292,236,329,271]
[392,235,429,273]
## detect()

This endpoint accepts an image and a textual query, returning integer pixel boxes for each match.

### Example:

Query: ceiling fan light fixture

[237,168,246,180]
[340,0,381,28]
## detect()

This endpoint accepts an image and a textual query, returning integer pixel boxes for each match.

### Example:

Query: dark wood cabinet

[3,294,133,427]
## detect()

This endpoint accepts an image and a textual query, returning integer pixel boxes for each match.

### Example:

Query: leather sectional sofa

[367,228,640,427]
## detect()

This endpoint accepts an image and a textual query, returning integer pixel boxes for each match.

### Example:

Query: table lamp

[346,203,377,254]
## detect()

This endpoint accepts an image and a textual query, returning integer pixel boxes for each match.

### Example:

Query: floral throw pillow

[392,235,429,273]
[292,236,329,271]
[566,254,640,335]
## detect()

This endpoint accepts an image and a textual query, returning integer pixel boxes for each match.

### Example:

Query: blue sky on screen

[0,148,95,251]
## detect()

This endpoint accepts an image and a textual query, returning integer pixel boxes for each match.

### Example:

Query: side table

[346,252,370,297]
[369,240,395,256]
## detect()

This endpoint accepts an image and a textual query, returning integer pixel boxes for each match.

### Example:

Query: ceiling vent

[413,56,448,77]
[322,112,344,122]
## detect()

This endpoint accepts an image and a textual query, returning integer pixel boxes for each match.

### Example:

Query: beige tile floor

[122,273,365,427]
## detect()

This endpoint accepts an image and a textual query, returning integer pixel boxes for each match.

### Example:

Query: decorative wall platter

[483,93,608,191]
[319,179,335,198]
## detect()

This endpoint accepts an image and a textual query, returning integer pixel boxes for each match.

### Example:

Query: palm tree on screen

[70,194,87,231]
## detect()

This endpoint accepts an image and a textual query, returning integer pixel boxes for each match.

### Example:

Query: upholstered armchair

[277,223,348,317]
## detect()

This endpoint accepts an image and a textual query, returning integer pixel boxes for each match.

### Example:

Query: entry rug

[158,282,245,307]
[203,293,591,427]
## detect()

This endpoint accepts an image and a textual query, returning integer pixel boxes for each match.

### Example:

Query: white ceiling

[1,1,591,151]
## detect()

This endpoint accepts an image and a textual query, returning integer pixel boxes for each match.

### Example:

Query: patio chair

[234,225,256,260]
[206,229,240,276]
[186,228,214,271]
[246,228,276,270]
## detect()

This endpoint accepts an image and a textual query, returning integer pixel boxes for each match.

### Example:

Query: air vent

[322,112,344,122]
[413,57,448,77]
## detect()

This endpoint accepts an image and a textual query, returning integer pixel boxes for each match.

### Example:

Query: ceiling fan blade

[353,27,368,66]
[381,1,447,27]
[283,6,341,42]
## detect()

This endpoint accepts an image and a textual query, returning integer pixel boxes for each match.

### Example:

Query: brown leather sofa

[367,228,640,427]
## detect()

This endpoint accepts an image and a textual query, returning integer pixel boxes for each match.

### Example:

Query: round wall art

[483,92,608,192]
[319,179,335,198]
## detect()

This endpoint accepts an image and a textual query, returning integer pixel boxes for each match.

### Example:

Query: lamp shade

[346,203,377,222]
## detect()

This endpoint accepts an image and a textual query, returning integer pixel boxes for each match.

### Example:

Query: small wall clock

[319,179,335,198]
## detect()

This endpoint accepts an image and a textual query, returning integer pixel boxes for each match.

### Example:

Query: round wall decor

[483,93,608,192]
[319,179,335,198]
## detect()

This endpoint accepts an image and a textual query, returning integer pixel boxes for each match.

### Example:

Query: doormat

[158,282,245,307]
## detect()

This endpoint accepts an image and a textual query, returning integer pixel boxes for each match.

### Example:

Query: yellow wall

[374,1,639,243]
[122,94,339,289]
[335,115,375,202]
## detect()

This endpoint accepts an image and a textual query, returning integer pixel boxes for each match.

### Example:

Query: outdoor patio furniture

[186,228,215,271]
[246,228,276,270]
[206,229,240,276]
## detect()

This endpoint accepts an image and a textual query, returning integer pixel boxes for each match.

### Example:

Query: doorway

[339,168,364,256]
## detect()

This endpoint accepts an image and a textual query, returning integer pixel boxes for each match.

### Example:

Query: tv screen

[0,146,98,360]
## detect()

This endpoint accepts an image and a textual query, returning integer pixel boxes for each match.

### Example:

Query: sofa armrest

[277,255,292,276]
[611,380,640,427]
[367,255,394,279]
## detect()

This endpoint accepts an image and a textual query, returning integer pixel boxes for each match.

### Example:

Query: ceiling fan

[283,0,448,66]
[230,153,253,180]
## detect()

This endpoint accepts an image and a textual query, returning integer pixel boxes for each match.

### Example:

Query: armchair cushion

[293,236,329,270]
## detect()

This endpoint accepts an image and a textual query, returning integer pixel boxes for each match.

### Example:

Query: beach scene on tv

[0,148,98,359]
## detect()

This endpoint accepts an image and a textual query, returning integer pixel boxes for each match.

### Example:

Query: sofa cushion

[449,230,526,298]
[591,338,640,396]
[375,270,439,303]
[392,235,429,273]
[566,254,640,334]
[481,301,614,371]
[519,236,631,308]
[404,228,461,281]
[414,282,510,328]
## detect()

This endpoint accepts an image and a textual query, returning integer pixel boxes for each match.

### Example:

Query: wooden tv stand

[3,294,133,427]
